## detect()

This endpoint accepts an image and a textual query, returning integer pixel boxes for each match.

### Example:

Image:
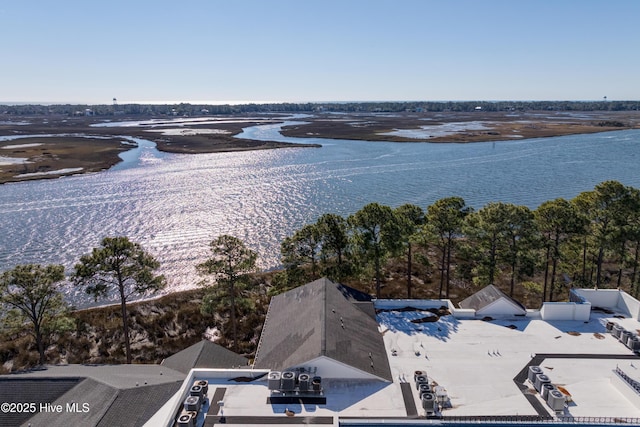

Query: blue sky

[2,0,639,104]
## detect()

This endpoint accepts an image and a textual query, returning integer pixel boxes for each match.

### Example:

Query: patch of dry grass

[0,136,128,183]
[281,111,640,143]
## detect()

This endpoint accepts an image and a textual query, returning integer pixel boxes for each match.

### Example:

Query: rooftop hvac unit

[421,393,436,413]
[415,375,428,389]
[628,336,640,351]
[606,321,615,331]
[626,334,638,349]
[183,395,201,413]
[534,374,551,392]
[620,330,632,344]
[176,411,195,427]
[281,371,296,391]
[547,389,566,412]
[418,383,432,398]
[541,383,556,400]
[312,376,322,393]
[414,370,426,382]
[194,380,209,395]
[613,324,624,338]
[268,371,281,390]
[189,384,204,399]
[528,366,543,384]
[298,373,310,392]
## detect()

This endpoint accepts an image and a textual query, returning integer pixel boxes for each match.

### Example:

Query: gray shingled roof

[24,378,119,427]
[459,284,527,313]
[253,277,392,381]
[0,377,82,427]
[162,340,249,374]
[95,381,182,427]
[21,378,182,427]
[0,364,185,427]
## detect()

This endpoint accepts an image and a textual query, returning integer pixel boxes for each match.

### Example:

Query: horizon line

[2,99,637,107]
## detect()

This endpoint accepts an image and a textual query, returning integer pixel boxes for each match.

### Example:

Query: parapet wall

[572,288,640,320]
[573,288,621,307]
[620,292,640,320]
[540,301,591,321]
[376,290,640,322]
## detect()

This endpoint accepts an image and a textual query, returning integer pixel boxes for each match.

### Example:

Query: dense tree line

[277,181,640,303]
[3,180,640,367]
[3,100,640,116]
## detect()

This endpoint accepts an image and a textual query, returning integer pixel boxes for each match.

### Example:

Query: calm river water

[1,123,639,304]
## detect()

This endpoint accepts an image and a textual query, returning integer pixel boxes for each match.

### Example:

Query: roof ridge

[321,278,328,355]
[73,377,119,427]
[253,293,275,365]
[95,388,121,427]
[194,340,208,365]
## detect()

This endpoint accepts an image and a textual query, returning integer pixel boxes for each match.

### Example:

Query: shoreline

[1,110,639,184]
[0,135,130,184]
[0,116,321,184]
[280,110,640,143]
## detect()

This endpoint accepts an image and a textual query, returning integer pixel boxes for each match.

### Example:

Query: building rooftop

[5,284,640,427]
[0,364,185,427]
[254,278,392,381]
[378,306,640,419]
[162,340,249,374]
[157,288,640,427]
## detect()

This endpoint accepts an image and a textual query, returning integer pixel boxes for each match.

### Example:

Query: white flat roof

[379,309,640,418]
[162,307,640,426]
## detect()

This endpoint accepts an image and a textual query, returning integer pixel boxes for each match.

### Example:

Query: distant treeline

[3,100,640,116]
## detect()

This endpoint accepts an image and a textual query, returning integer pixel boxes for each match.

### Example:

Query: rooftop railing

[341,416,640,426]
[439,415,640,425]
[615,366,640,395]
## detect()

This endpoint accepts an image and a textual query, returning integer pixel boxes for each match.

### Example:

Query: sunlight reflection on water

[1,126,640,305]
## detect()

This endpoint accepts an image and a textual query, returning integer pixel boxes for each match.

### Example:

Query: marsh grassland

[1,110,638,184]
